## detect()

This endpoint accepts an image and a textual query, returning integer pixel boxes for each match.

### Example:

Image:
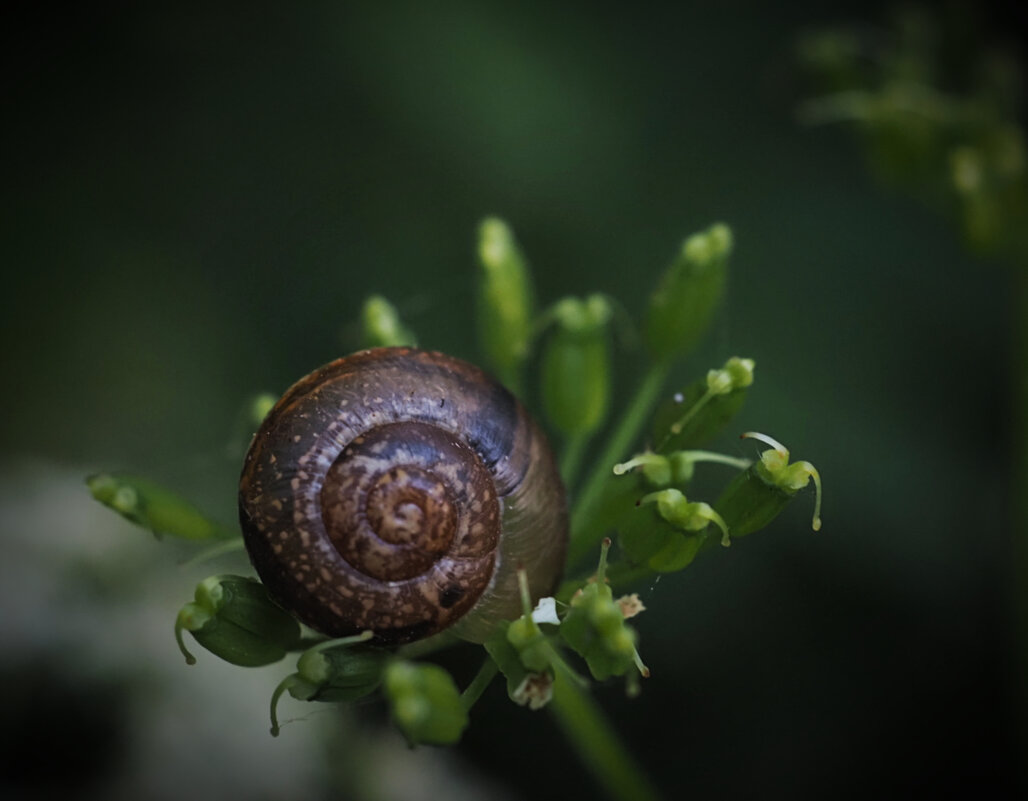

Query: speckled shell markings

[238,347,568,644]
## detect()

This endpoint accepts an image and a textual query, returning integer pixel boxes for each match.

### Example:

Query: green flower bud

[614,448,750,489]
[248,393,276,427]
[484,570,587,708]
[87,473,235,541]
[560,540,648,682]
[485,622,552,710]
[614,451,672,487]
[506,615,550,674]
[269,632,384,736]
[615,483,731,573]
[640,489,731,547]
[651,357,755,451]
[540,294,612,437]
[645,224,732,362]
[361,294,417,349]
[618,501,708,572]
[476,217,534,393]
[384,661,468,746]
[503,569,559,673]
[950,146,985,195]
[714,432,822,537]
[175,575,301,667]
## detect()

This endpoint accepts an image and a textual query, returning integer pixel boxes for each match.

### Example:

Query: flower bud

[384,661,468,746]
[645,224,732,362]
[361,294,416,348]
[560,540,648,682]
[269,632,384,735]
[540,294,612,437]
[616,486,730,573]
[614,449,736,488]
[476,217,534,393]
[504,568,557,673]
[651,356,755,451]
[87,473,234,541]
[506,614,551,673]
[175,575,301,667]
[714,432,823,537]
[485,622,552,710]
[640,489,730,546]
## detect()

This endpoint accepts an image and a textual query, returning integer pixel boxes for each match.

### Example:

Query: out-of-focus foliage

[798,5,1027,259]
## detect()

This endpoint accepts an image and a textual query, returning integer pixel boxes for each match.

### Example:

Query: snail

[238,347,568,645]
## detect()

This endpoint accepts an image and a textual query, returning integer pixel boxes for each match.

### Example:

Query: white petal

[531,596,560,625]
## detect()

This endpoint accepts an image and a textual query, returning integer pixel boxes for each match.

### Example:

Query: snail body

[238,348,568,645]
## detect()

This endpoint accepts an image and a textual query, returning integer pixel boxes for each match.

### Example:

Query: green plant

[88,217,822,801]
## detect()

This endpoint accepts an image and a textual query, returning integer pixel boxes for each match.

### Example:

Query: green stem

[561,433,589,489]
[178,537,246,568]
[269,675,301,737]
[550,669,663,801]
[395,630,460,661]
[678,450,752,471]
[569,361,671,566]
[461,657,499,712]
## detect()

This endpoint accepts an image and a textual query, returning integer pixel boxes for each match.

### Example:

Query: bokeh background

[3,2,1024,799]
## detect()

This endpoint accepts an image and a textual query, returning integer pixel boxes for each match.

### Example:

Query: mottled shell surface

[238,347,568,644]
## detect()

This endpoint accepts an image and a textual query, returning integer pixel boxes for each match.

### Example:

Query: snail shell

[238,347,568,644]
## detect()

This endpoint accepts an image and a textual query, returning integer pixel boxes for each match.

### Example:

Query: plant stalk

[561,433,589,490]
[569,361,670,566]
[549,669,662,801]
[461,657,499,712]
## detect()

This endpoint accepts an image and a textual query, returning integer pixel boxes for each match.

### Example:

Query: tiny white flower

[616,593,646,619]
[513,672,554,710]
[531,596,560,625]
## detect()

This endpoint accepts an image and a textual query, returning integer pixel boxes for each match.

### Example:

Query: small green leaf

[384,661,468,746]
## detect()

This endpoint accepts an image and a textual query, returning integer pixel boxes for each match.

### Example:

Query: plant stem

[461,657,499,712]
[395,630,460,661]
[549,670,663,801]
[569,361,671,566]
[178,537,246,568]
[561,433,589,490]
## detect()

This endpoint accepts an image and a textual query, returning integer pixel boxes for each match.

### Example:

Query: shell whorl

[238,347,568,644]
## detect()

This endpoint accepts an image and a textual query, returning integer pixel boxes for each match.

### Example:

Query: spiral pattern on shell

[238,347,568,644]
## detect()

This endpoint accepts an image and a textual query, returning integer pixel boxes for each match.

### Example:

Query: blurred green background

[2,2,1022,799]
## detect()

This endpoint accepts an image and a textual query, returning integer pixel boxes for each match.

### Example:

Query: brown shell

[238,347,568,645]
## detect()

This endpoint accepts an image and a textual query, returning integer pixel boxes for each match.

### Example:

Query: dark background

[2,2,1022,799]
